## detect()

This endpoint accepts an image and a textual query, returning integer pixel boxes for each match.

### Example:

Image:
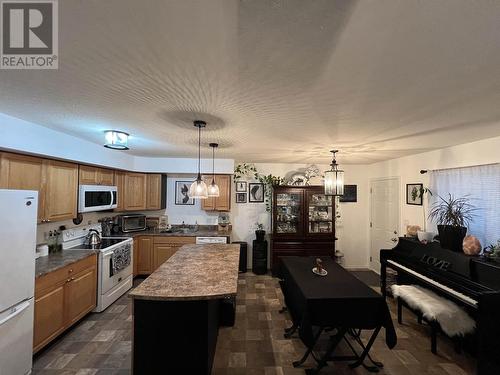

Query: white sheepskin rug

[391,284,476,337]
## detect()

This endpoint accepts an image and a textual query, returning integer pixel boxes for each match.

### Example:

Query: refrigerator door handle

[0,300,30,326]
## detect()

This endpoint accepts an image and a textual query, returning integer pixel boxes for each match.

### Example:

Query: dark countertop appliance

[117,214,147,233]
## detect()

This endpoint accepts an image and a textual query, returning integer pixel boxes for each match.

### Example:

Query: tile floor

[32,272,476,374]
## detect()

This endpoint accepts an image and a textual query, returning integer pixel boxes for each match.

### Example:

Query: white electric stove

[62,224,133,312]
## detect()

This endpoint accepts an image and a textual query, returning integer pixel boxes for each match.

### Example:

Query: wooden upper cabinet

[43,160,78,222]
[114,170,125,211]
[201,174,231,212]
[99,168,114,185]
[215,175,231,211]
[79,165,114,185]
[0,153,44,221]
[123,173,147,211]
[146,174,162,210]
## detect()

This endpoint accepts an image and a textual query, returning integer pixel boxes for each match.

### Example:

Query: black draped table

[279,257,397,374]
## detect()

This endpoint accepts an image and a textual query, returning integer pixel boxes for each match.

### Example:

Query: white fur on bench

[391,284,475,337]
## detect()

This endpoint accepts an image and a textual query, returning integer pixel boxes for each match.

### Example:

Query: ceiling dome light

[104,130,129,150]
[189,121,208,199]
[207,143,220,197]
[324,150,344,196]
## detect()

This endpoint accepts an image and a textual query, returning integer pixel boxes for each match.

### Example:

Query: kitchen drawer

[36,254,97,295]
[153,236,196,245]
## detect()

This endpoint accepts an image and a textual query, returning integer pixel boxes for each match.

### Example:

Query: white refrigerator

[0,190,38,375]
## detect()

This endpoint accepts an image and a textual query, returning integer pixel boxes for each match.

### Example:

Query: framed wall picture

[175,181,195,205]
[235,181,247,192]
[406,183,423,205]
[249,183,265,203]
[339,185,357,202]
[236,193,247,203]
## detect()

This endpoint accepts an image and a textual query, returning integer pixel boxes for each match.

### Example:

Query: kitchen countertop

[35,250,98,278]
[110,227,231,238]
[129,244,240,301]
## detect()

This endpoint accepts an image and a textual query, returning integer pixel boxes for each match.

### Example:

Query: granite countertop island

[130,243,240,374]
[129,243,240,301]
[35,250,98,278]
[110,226,231,238]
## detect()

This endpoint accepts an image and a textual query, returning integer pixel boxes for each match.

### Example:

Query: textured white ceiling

[1,0,500,164]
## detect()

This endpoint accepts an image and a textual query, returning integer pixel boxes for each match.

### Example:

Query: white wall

[164,175,220,225]
[0,113,233,174]
[368,135,500,237]
[230,163,370,269]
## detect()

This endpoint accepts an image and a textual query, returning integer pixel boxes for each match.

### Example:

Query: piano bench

[392,285,474,355]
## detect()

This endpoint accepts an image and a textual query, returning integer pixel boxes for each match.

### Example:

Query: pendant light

[324,150,344,196]
[207,143,220,197]
[189,120,208,199]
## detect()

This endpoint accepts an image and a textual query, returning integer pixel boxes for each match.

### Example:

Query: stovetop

[68,238,129,251]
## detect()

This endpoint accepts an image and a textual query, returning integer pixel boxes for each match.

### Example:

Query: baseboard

[343,266,371,271]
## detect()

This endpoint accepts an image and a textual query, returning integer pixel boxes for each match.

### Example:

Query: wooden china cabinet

[271,185,336,275]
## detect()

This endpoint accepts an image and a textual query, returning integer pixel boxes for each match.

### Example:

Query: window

[429,163,500,249]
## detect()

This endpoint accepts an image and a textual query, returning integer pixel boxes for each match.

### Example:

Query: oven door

[79,185,117,213]
[101,243,133,294]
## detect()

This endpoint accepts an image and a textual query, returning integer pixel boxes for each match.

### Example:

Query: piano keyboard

[387,260,478,308]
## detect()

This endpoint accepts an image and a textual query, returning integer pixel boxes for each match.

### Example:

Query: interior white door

[0,189,38,312]
[370,178,400,273]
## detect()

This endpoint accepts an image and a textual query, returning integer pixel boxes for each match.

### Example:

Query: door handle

[0,300,30,326]
[391,237,398,242]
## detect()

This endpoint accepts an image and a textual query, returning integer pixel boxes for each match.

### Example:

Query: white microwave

[78,185,117,213]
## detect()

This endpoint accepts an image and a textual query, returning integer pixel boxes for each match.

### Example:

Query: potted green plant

[428,194,476,252]
[255,222,266,242]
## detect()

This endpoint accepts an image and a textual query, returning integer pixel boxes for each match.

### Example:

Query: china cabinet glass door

[274,191,303,236]
[307,192,333,235]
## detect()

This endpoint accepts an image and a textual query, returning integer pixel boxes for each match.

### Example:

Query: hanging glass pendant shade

[324,150,344,196]
[189,121,208,199]
[207,143,220,197]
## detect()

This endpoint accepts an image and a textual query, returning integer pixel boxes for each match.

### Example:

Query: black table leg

[292,327,324,367]
[348,326,382,370]
[305,327,348,375]
[284,322,298,338]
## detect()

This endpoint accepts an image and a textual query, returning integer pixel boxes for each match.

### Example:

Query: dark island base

[133,299,220,375]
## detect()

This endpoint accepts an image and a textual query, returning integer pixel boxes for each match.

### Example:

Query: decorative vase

[255,230,266,242]
[437,225,467,252]
[463,235,481,256]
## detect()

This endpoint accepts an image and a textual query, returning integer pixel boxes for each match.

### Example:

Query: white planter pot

[417,230,434,242]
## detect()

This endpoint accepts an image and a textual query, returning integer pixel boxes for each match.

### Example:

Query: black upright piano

[381,237,500,375]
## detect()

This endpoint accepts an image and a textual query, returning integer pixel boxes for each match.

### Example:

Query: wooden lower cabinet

[136,236,153,275]
[135,236,196,275]
[34,255,97,353]
[65,266,97,326]
[153,237,195,270]
[33,284,65,352]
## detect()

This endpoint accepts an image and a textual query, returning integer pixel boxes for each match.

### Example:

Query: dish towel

[110,243,131,276]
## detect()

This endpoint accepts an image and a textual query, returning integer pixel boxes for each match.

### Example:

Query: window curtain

[428,163,500,249]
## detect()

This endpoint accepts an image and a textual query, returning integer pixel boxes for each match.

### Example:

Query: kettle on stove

[86,229,101,246]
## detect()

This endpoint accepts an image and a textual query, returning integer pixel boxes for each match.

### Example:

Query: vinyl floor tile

[33,271,475,375]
